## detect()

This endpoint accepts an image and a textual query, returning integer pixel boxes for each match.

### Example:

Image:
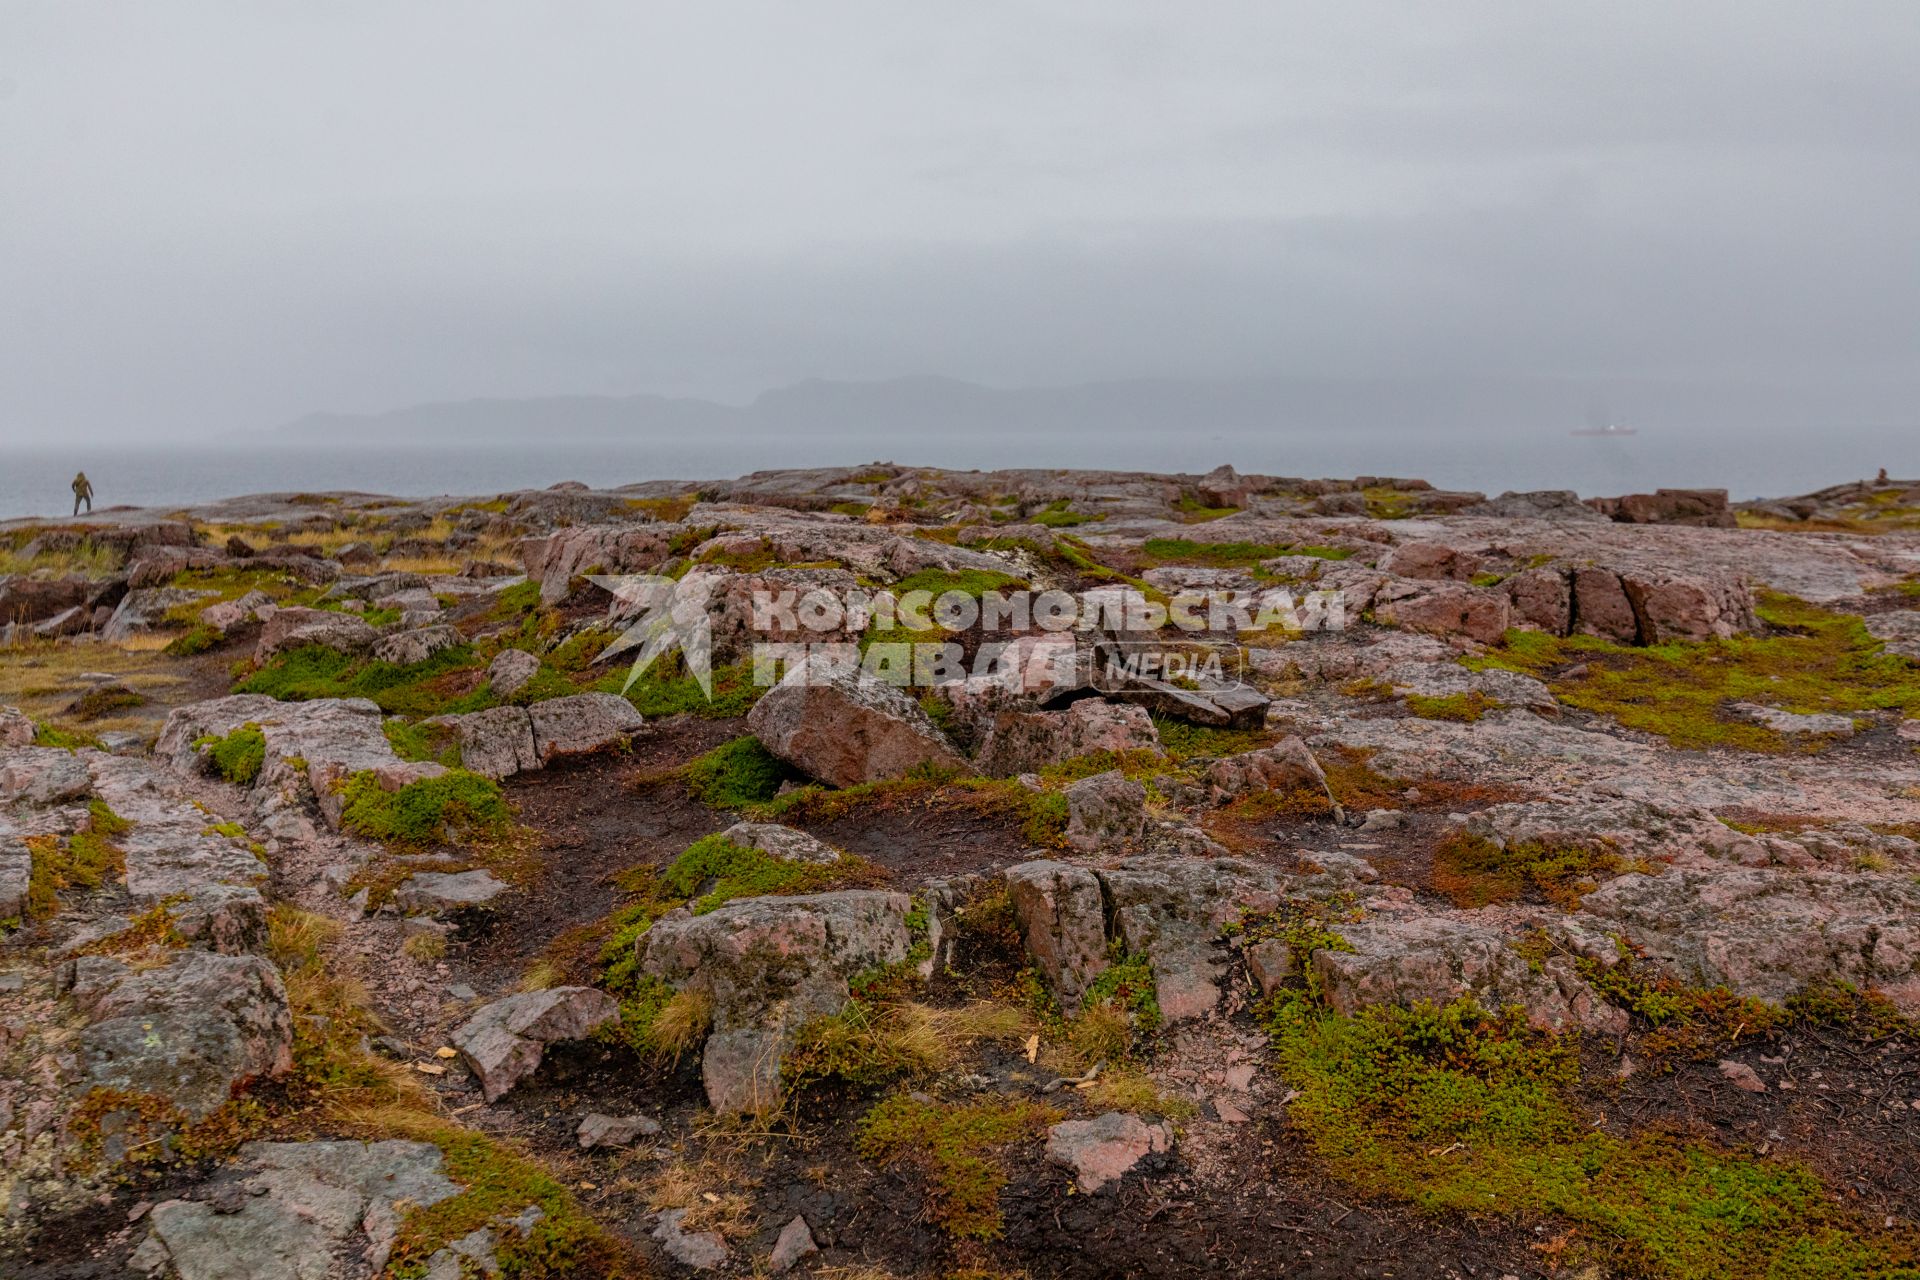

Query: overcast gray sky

[2,1,1916,443]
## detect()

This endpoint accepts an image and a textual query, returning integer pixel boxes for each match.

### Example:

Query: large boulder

[1200,737,1336,809]
[0,817,32,922]
[394,869,509,915]
[450,986,620,1102]
[527,693,645,762]
[1310,916,1626,1036]
[433,706,541,780]
[0,575,95,625]
[634,889,915,1113]
[520,524,680,604]
[1005,860,1109,1011]
[157,695,419,831]
[1865,610,1920,661]
[1,704,34,748]
[1063,770,1148,852]
[1373,582,1512,645]
[101,587,219,643]
[1100,856,1289,1021]
[370,624,460,666]
[1589,488,1736,528]
[254,607,378,661]
[1504,566,1573,633]
[719,821,842,866]
[199,589,275,635]
[746,656,966,788]
[71,951,294,1117]
[971,698,1158,778]
[1103,674,1270,730]
[487,648,542,696]
[1381,542,1482,581]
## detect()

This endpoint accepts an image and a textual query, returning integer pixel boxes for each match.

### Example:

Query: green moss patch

[1431,830,1627,911]
[236,644,492,718]
[382,718,461,768]
[1148,714,1276,760]
[338,769,512,846]
[1032,499,1097,528]
[1404,691,1499,722]
[593,653,763,718]
[1173,495,1241,523]
[387,1129,635,1279]
[661,832,859,914]
[856,1094,1062,1240]
[33,721,101,751]
[196,724,267,785]
[1264,994,1920,1278]
[1139,538,1351,569]
[1467,593,1920,751]
[680,736,802,809]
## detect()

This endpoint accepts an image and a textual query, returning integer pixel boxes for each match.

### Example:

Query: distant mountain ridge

[275,374,1908,444]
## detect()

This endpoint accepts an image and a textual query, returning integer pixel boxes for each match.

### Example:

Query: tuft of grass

[1084,1064,1197,1119]
[1431,830,1626,911]
[855,1094,1062,1240]
[1076,943,1161,1053]
[1262,993,1919,1278]
[74,896,189,956]
[1148,715,1275,760]
[24,800,131,919]
[785,1000,951,1092]
[401,932,446,962]
[1466,592,1920,752]
[196,723,267,785]
[338,769,512,845]
[680,736,803,809]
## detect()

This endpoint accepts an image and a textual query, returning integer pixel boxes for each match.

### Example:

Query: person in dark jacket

[71,472,93,515]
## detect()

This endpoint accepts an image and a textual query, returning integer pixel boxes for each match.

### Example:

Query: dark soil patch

[1590,1024,1920,1223]
[998,1120,1555,1280]
[794,787,1041,880]
[0,1164,206,1279]
[457,717,737,987]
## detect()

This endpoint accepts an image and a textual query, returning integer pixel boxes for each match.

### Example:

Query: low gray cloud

[1,0,1914,442]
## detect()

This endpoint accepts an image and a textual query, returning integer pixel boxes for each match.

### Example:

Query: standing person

[71,471,93,516]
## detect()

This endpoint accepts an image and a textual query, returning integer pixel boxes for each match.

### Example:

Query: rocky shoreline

[2,463,1918,1279]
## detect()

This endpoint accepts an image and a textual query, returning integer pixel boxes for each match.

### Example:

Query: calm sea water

[0,425,1904,521]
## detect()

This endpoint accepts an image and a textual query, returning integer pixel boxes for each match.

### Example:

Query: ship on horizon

[1570,422,1639,438]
